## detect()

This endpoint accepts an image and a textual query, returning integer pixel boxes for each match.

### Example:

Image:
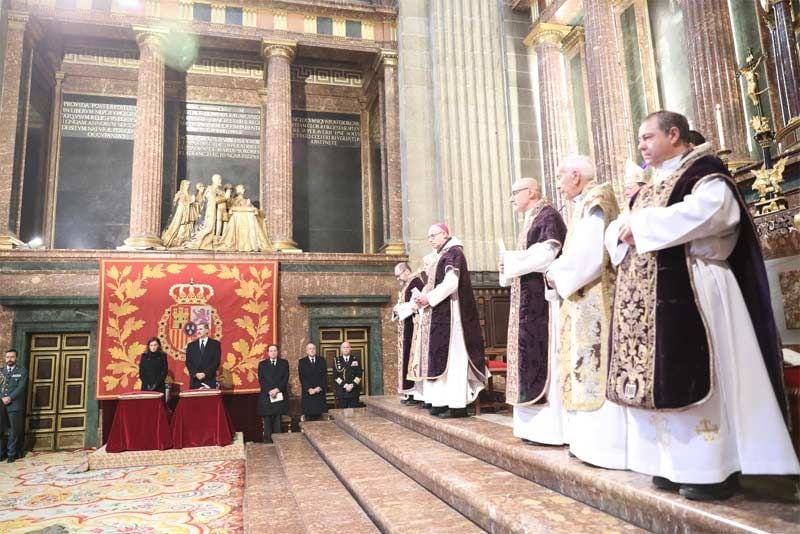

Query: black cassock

[299,356,328,416]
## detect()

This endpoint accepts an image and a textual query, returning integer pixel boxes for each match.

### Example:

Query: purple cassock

[419,239,486,380]
[506,204,567,405]
[398,275,425,392]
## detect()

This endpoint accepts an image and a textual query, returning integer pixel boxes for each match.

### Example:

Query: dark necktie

[310,358,315,365]
[200,339,206,352]
[272,359,276,366]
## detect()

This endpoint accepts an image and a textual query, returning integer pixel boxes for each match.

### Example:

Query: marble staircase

[244,396,800,533]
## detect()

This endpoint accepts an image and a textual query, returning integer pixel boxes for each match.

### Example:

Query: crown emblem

[169,281,214,304]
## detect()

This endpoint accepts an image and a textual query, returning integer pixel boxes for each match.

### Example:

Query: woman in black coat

[139,337,168,393]
[257,344,289,443]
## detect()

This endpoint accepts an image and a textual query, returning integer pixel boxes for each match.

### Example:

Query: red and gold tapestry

[96,259,279,399]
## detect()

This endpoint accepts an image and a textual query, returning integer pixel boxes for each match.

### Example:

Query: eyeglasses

[427,231,444,239]
[511,188,530,196]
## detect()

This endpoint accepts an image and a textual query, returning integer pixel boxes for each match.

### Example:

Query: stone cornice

[560,25,585,54]
[523,22,572,48]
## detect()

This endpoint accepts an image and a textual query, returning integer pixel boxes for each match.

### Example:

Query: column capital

[261,39,296,61]
[523,22,571,48]
[379,48,398,68]
[560,25,585,53]
[132,26,169,50]
[7,11,29,31]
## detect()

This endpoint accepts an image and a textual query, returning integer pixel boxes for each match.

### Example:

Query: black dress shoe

[0,453,7,461]
[429,406,447,416]
[438,408,468,418]
[7,456,16,463]
[422,403,432,410]
[652,476,680,491]
[679,473,740,501]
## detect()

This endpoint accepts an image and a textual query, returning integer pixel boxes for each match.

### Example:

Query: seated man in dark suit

[185,323,221,389]
[299,343,327,421]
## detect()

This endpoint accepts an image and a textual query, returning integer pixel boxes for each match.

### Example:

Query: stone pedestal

[525,22,572,206]
[261,39,298,253]
[682,0,750,163]
[583,0,633,191]
[123,27,167,250]
[378,49,404,255]
[0,12,30,249]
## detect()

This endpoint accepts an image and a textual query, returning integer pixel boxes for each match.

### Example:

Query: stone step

[244,443,305,533]
[333,409,643,534]
[273,433,379,533]
[302,419,484,534]
[364,395,800,534]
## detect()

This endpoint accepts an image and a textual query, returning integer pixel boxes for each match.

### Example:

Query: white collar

[651,153,684,184]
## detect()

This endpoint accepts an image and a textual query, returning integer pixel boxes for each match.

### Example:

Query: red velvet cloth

[486,359,508,370]
[171,391,234,448]
[106,395,173,453]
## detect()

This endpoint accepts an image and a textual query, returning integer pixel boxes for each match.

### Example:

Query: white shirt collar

[651,153,684,184]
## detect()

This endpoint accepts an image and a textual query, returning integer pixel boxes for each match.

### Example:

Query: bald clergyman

[499,178,567,444]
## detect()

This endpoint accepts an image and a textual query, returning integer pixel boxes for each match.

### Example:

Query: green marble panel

[648,0,695,124]
[569,55,591,155]
[621,5,647,138]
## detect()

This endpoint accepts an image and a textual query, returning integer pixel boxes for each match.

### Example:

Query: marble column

[681,0,750,163]
[260,39,298,252]
[583,0,633,192]
[0,12,30,249]
[123,28,167,249]
[379,49,404,255]
[44,72,65,246]
[763,0,800,141]
[525,22,572,207]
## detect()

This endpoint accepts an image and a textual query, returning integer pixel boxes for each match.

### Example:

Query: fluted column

[261,39,298,252]
[583,0,633,192]
[525,22,572,208]
[682,0,750,163]
[379,49,404,255]
[762,0,800,144]
[0,12,30,249]
[123,28,167,249]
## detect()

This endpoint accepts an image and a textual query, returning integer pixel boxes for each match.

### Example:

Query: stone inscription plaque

[173,102,261,207]
[55,94,135,249]
[292,110,362,253]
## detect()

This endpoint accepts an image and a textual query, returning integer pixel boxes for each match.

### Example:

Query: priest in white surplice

[499,178,567,444]
[392,262,426,405]
[606,110,799,500]
[413,224,487,418]
[544,155,627,470]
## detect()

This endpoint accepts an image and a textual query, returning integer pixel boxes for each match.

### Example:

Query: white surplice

[546,193,627,469]
[501,208,566,444]
[421,241,486,409]
[606,156,800,483]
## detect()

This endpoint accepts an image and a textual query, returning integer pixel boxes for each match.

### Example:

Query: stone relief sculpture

[161,174,274,252]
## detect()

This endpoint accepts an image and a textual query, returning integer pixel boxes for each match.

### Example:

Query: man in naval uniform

[413,223,487,419]
[392,262,426,405]
[606,110,799,500]
[544,155,627,469]
[499,177,567,444]
[333,341,362,408]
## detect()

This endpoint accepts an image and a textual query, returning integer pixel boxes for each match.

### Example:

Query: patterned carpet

[0,450,244,533]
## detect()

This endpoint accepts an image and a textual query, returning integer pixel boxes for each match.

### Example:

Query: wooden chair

[475,350,508,415]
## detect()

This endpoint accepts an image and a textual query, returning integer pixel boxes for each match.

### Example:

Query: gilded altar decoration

[96,259,279,399]
[752,157,788,215]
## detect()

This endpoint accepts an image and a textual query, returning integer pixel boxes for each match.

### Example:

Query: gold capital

[523,22,571,48]
[379,48,398,68]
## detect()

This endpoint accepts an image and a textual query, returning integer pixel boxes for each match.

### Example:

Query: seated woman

[139,337,168,393]
[219,184,273,252]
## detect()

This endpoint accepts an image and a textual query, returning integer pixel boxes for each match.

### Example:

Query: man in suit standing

[185,323,221,389]
[257,344,288,443]
[334,341,363,409]
[299,343,327,421]
[1,349,28,463]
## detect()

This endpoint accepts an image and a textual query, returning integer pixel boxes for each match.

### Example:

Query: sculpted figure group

[161,173,273,252]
